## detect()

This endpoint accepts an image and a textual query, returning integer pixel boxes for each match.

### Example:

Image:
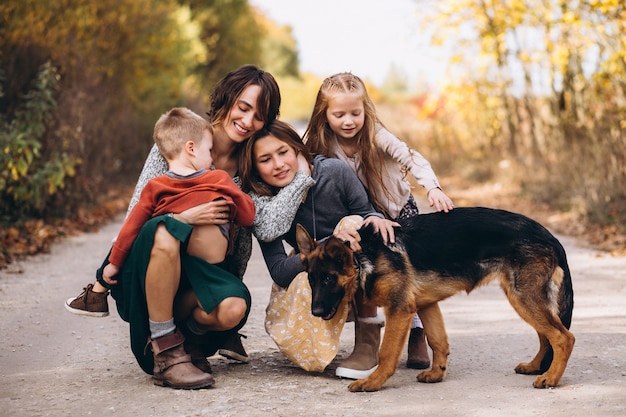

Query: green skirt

[108,215,251,374]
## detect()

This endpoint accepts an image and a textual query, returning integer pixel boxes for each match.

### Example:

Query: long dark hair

[239,120,312,196]
[207,64,281,128]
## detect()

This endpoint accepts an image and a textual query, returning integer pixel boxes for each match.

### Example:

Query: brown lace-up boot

[146,329,215,389]
[64,283,109,317]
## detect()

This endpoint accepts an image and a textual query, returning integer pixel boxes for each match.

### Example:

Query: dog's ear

[295,224,316,256]
[324,235,353,267]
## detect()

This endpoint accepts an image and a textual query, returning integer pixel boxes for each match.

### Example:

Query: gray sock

[149,318,176,339]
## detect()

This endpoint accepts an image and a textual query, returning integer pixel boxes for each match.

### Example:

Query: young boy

[65,107,255,317]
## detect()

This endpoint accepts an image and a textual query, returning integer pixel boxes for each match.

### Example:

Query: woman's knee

[152,224,180,260]
[192,296,247,330]
[220,297,248,328]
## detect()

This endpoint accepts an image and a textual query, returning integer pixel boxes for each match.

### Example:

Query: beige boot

[335,317,383,380]
[146,329,215,389]
[406,327,430,369]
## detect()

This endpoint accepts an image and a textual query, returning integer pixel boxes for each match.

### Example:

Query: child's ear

[184,140,195,155]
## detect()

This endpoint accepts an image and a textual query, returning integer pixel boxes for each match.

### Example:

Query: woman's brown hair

[207,64,281,128]
[239,120,312,196]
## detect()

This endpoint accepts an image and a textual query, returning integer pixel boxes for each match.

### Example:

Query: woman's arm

[251,171,315,242]
[258,238,304,288]
[127,144,168,215]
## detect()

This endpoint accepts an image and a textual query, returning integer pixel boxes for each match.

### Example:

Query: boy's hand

[102,263,120,285]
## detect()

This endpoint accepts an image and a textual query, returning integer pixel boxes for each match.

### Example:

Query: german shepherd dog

[295,207,575,392]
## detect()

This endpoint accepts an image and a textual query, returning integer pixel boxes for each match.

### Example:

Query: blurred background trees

[1,0,624,265]
[412,0,625,233]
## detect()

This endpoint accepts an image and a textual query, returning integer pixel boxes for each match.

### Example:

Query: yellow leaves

[553,44,571,69]
[589,0,622,14]
[561,11,578,25]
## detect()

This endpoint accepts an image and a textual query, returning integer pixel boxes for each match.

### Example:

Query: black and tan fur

[296,207,575,392]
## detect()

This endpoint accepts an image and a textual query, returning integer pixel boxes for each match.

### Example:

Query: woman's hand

[297,152,311,176]
[332,217,398,250]
[334,227,362,252]
[175,200,231,225]
[428,188,454,213]
[363,217,399,246]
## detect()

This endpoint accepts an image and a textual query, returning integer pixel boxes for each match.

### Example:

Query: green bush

[0,61,80,222]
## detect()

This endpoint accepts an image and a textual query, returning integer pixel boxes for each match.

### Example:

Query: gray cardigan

[127,144,308,278]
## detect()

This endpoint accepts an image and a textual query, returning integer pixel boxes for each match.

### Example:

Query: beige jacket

[330,125,440,219]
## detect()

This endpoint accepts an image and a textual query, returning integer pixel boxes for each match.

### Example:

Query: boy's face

[325,92,365,141]
[194,129,214,170]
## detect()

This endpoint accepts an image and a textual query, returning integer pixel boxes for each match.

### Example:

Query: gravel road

[1,212,625,417]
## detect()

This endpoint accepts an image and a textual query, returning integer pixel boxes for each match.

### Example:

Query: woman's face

[253,134,299,188]
[222,85,265,144]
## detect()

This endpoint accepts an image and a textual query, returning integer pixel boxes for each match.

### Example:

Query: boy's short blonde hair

[153,107,213,161]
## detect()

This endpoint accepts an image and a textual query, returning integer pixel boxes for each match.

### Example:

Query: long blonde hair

[303,72,395,217]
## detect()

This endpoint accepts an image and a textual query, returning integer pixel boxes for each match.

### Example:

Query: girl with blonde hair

[304,72,454,378]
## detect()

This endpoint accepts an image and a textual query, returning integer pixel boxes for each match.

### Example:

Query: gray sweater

[258,155,383,288]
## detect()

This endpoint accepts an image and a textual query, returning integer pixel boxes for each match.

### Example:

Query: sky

[249,0,449,88]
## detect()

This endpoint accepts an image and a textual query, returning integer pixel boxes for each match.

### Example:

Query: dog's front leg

[348,311,413,392]
[416,302,449,383]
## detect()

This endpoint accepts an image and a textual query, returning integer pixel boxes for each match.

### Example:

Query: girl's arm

[375,126,441,192]
[251,171,315,242]
[376,126,453,212]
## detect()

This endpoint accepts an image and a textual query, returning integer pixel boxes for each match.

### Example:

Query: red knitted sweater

[109,169,255,267]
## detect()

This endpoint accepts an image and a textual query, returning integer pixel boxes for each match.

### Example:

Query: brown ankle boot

[335,318,383,380]
[146,329,215,389]
[218,332,249,363]
[406,327,430,369]
[184,341,213,374]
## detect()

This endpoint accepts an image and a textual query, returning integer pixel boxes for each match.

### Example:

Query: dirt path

[1,212,625,417]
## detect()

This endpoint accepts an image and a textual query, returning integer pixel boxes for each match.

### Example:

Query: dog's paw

[514,362,542,375]
[532,374,559,389]
[348,379,382,392]
[416,369,444,383]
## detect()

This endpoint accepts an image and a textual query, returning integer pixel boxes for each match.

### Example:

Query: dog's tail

[541,242,574,372]
[556,243,574,330]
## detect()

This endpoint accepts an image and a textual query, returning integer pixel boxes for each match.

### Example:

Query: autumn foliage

[1,0,625,268]
[407,0,625,238]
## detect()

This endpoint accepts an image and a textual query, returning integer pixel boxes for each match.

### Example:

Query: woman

[69,65,311,389]
[238,119,397,373]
